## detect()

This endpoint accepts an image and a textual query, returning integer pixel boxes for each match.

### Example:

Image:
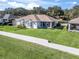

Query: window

[46,22,50,27]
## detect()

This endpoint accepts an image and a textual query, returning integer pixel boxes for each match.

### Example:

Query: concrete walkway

[0,31,79,56]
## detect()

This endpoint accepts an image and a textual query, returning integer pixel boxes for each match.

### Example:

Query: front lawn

[0,35,79,59]
[0,26,79,48]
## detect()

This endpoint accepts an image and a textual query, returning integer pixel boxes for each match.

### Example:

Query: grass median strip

[0,35,79,59]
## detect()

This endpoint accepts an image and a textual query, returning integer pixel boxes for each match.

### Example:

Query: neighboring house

[13,14,58,29]
[0,14,4,23]
[68,17,79,32]
[2,14,16,25]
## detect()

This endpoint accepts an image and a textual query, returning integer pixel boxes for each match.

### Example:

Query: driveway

[0,31,79,56]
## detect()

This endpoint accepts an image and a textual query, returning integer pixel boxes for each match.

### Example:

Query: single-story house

[13,14,58,29]
[2,14,16,25]
[0,14,4,23]
[0,14,16,25]
[68,17,79,32]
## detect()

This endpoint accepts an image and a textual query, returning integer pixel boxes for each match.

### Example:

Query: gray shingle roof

[3,14,15,19]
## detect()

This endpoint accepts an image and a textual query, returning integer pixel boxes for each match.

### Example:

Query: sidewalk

[0,31,79,56]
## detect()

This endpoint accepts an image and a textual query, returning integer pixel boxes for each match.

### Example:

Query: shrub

[63,26,67,31]
[48,40,52,43]
[17,25,26,29]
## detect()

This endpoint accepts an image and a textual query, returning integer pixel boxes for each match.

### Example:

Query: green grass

[0,26,79,48]
[0,35,79,59]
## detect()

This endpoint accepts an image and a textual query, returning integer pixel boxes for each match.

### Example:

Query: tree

[32,6,47,14]
[72,5,79,18]
[3,8,30,16]
[0,5,79,20]
[13,8,29,16]
[64,9,71,20]
[47,6,64,17]
[64,5,79,20]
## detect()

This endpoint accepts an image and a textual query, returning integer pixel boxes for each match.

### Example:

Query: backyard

[0,26,79,48]
[0,35,79,59]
